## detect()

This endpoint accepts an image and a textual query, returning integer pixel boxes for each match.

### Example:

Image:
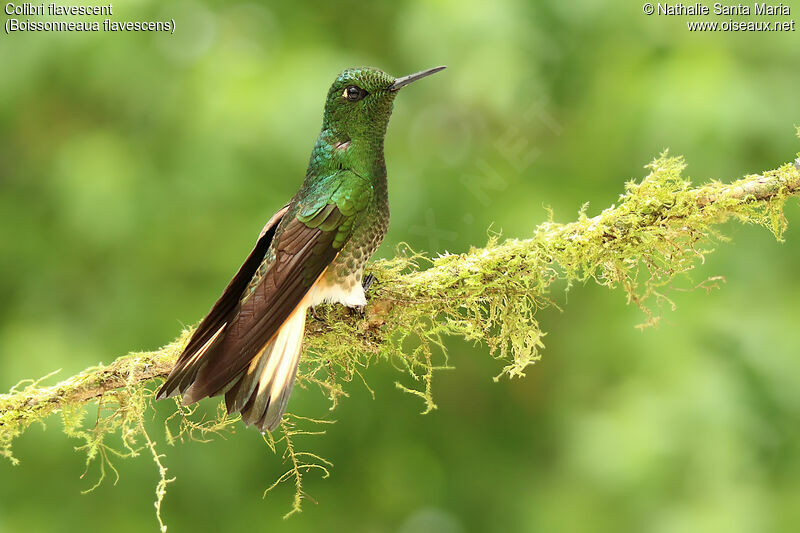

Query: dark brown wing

[156,205,289,400]
[179,204,349,402]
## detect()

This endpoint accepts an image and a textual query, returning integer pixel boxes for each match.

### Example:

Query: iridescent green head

[321,66,446,142]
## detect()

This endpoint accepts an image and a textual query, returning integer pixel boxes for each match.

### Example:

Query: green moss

[1,151,799,526]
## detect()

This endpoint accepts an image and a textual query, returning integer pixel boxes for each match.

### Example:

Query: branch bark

[2,155,800,450]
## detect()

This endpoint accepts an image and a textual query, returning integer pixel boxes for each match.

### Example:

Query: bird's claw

[362,273,376,292]
[347,274,377,316]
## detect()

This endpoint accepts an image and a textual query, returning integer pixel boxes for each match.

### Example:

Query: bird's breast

[314,198,388,308]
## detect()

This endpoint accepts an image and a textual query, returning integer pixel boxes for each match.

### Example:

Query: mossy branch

[1,150,800,520]
[3,153,800,448]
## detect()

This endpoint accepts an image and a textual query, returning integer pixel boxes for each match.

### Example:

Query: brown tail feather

[159,261,330,432]
[224,338,275,414]
[156,204,290,402]
[225,303,308,432]
[158,324,227,400]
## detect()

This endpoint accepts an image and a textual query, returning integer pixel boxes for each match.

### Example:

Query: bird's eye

[343,85,366,102]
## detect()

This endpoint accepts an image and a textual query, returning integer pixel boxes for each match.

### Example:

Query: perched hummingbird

[157,66,446,432]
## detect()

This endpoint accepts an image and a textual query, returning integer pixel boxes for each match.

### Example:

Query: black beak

[388,65,447,91]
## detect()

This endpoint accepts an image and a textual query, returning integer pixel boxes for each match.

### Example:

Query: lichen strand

[1,151,800,522]
[0,334,185,464]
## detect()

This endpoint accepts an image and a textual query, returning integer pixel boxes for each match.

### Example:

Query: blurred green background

[2,1,800,531]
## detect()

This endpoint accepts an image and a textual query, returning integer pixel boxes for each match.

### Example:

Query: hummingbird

[157,65,446,432]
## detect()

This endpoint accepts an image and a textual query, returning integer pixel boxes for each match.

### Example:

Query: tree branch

[2,153,800,459]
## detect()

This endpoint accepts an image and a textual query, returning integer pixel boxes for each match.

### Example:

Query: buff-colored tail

[219,302,308,432]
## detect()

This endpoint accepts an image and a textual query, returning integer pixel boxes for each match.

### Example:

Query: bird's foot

[350,274,377,316]
[362,273,376,293]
